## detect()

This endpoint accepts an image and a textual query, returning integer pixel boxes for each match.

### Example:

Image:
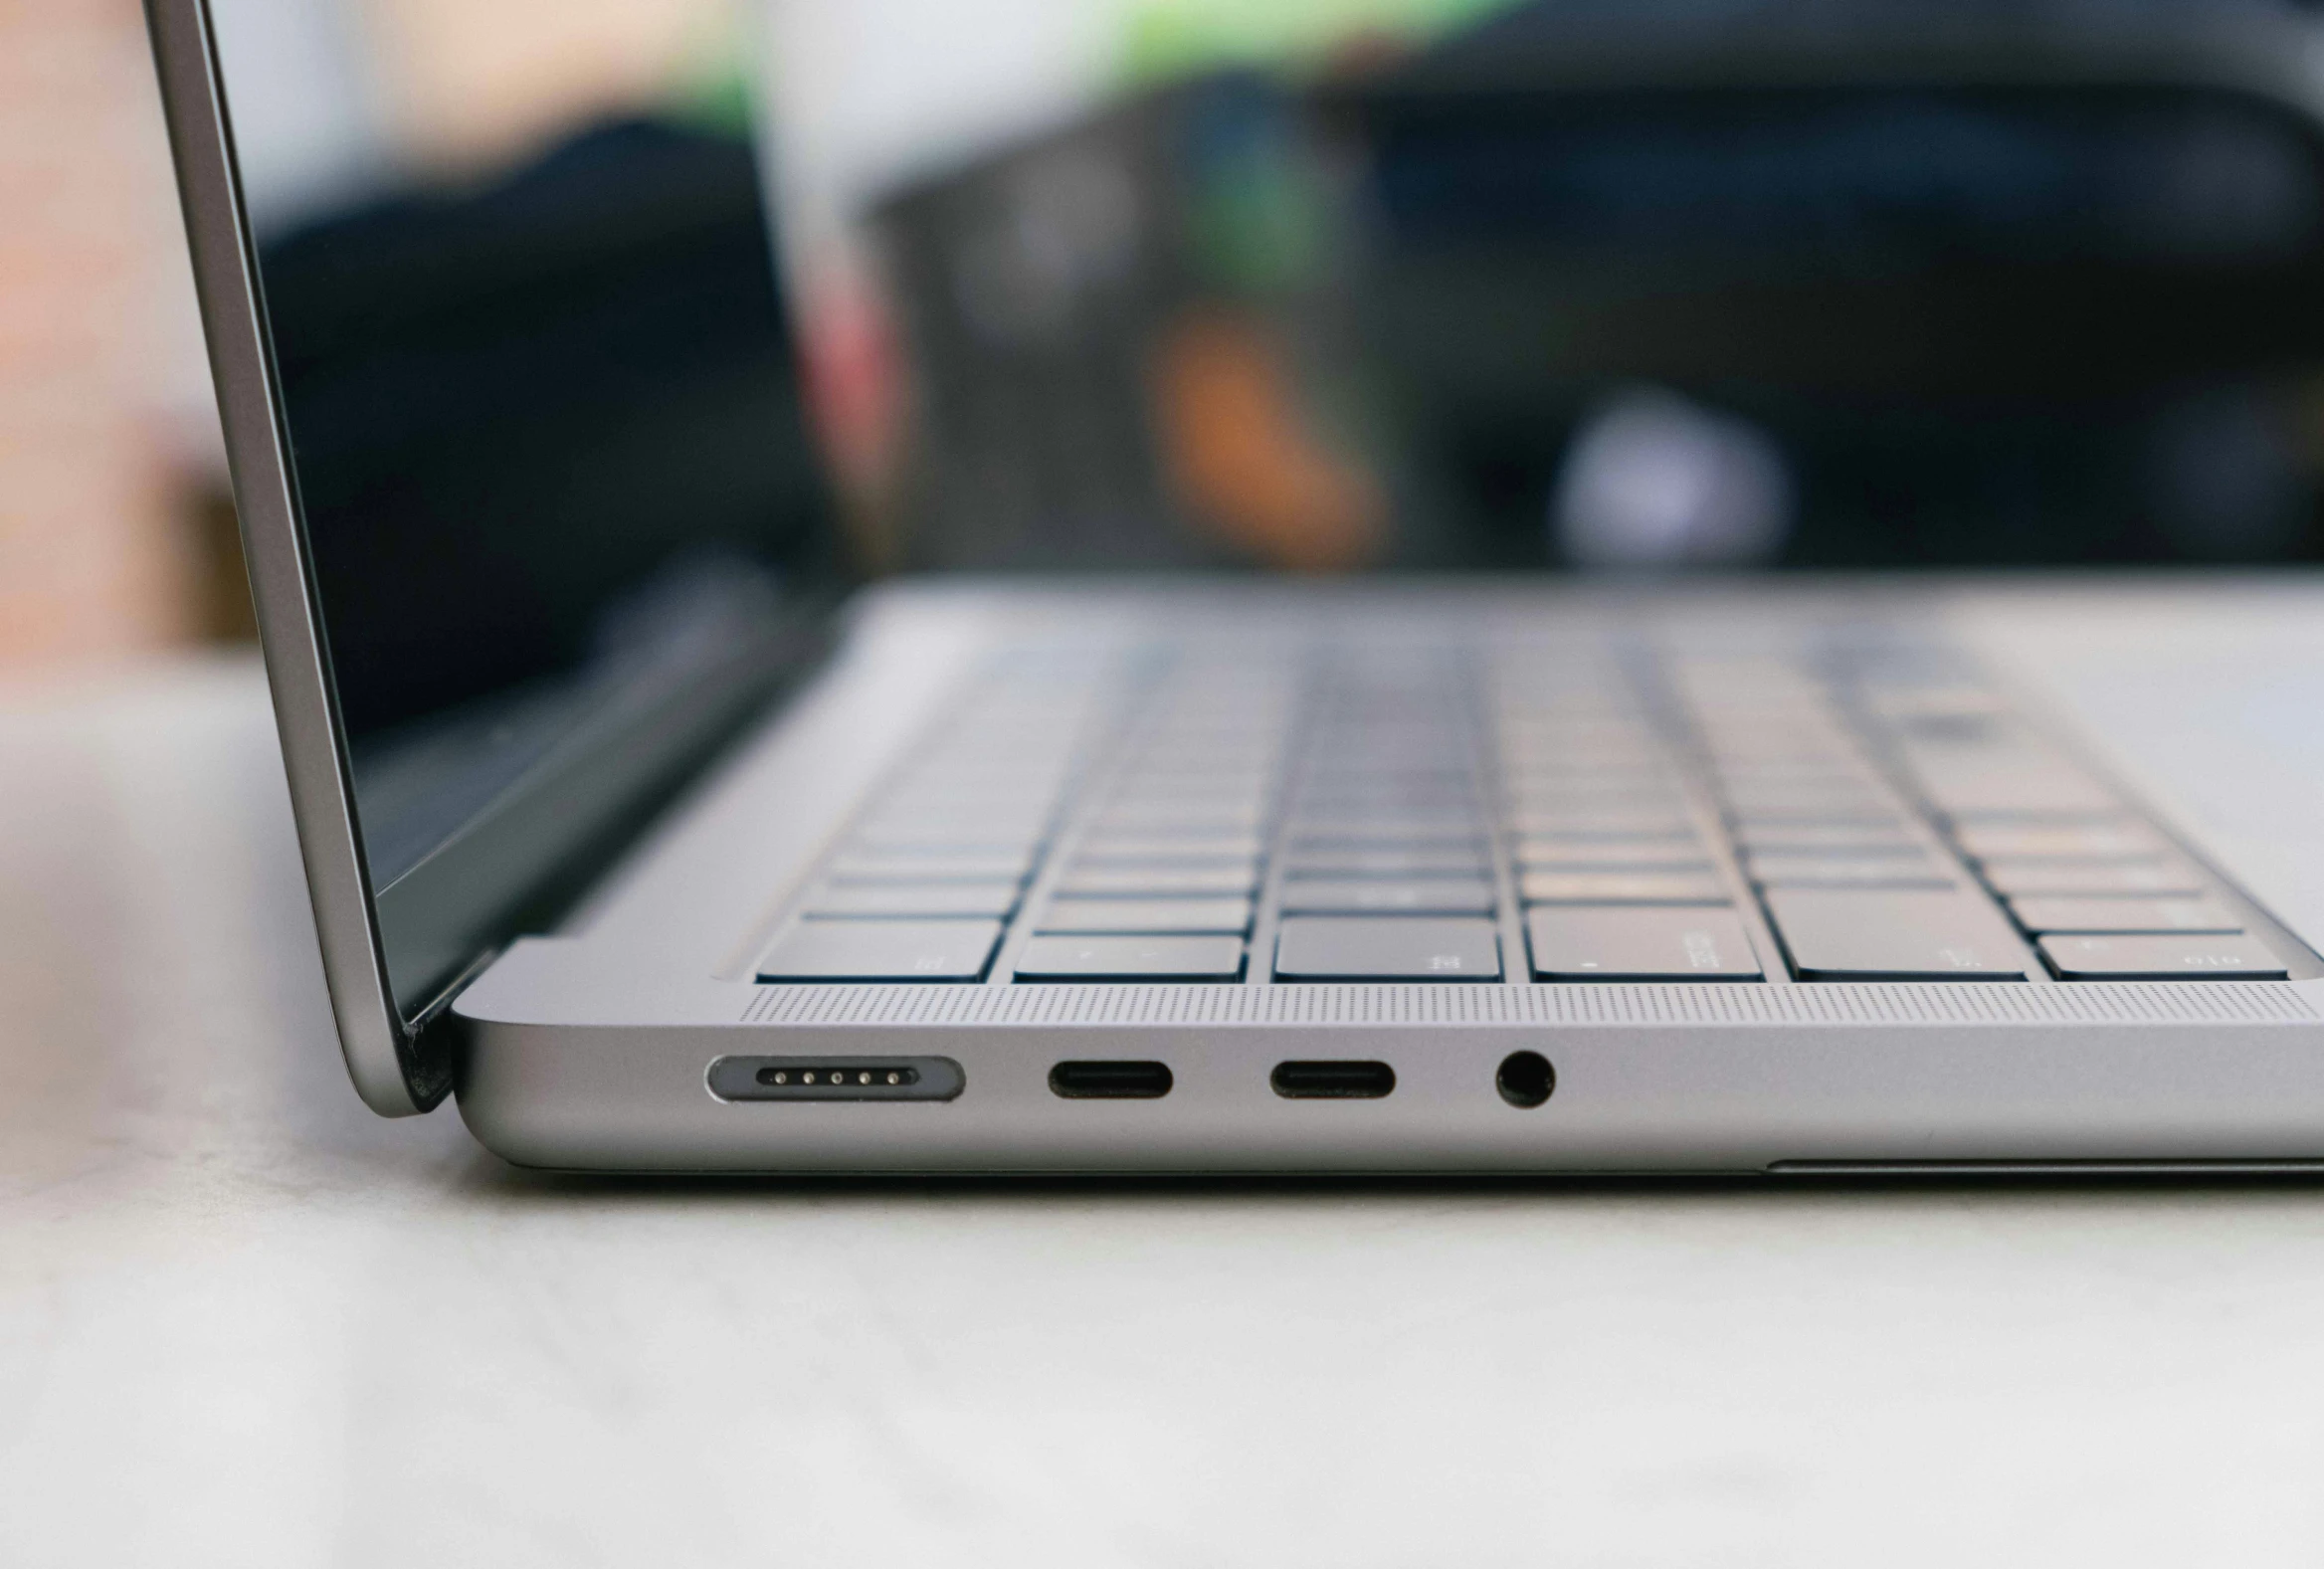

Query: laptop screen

[207,0,842,1012]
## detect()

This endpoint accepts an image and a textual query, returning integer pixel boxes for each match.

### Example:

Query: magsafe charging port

[708,1056,963,1101]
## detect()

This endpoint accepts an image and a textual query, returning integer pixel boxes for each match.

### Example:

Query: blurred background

[15,0,2324,676]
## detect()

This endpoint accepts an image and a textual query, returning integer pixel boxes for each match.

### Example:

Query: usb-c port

[1050,1060,1174,1098]
[1271,1060,1396,1099]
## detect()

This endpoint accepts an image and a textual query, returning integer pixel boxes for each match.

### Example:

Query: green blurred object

[666,4,756,137]
[1121,0,1519,84]
[1184,99,1320,294]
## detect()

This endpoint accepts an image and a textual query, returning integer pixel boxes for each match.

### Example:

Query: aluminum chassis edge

[144,0,445,1112]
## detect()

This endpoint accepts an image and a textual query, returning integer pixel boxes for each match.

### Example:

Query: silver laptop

[148,0,2324,1171]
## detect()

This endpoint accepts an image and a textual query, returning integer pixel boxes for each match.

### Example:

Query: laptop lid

[146,0,845,1112]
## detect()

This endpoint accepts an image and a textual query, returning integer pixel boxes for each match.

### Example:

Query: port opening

[707,1056,963,1102]
[1271,1060,1396,1099]
[1496,1051,1555,1108]
[1050,1060,1174,1099]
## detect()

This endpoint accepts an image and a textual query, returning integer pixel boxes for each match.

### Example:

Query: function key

[1526,906,1762,981]
[1273,917,1501,981]
[2037,933,2287,980]
[1761,888,2031,980]
[1014,935,1247,981]
[2006,895,2242,935]
[757,918,1002,982]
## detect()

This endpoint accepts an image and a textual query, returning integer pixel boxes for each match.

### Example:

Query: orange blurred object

[1151,307,1384,572]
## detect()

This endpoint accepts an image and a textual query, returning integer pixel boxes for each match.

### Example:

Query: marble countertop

[5,656,2321,1566]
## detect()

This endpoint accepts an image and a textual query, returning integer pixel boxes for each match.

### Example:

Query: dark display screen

[209,2,841,1013]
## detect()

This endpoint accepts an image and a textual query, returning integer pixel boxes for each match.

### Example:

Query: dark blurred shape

[1325,0,2324,566]
[873,74,1387,571]
[261,119,837,741]
[188,475,259,641]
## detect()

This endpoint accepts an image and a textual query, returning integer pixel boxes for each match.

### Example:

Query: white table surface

[5,656,2323,1567]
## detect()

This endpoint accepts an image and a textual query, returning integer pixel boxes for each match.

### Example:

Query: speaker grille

[740,982,2318,1028]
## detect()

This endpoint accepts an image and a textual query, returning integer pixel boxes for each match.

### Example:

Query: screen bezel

[144,0,837,1114]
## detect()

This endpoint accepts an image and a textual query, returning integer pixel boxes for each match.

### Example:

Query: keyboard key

[1954,821,2164,861]
[1514,825,1700,851]
[1977,859,2207,898]
[1014,935,1246,981]
[1500,763,1673,787]
[803,882,1021,918]
[1526,905,1762,980]
[1111,773,1271,798]
[1521,870,1728,904]
[1907,758,2118,821]
[850,824,1047,856]
[1056,864,1259,897]
[2036,933,2287,980]
[1726,802,1908,828]
[1286,846,1489,878]
[1286,819,1484,846]
[830,850,1033,883]
[1298,783,1463,806]
[1281,878,1495,914]
[1761,888,2031,980]
[1715,763,1870,786]
[1731,824,1920,855]
[2007,895,2242,935]
[1274,917,1501,981]
[1072,834,1263,864]
[1508,808,1697,838]
[1722,785,1895,816]
[1036,897,1252,934]
[758,919,1001,982]
[1514,841,1710,870]
[1105,793,1270,821]
[1510,782,1686,810]
[1745,852,1954,889]
[1091,803,1266,834]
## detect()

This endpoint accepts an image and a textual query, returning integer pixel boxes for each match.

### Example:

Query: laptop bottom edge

[455,1007,2324,1173]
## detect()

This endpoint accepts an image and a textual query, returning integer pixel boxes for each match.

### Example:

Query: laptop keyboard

[758,631,2300,986]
